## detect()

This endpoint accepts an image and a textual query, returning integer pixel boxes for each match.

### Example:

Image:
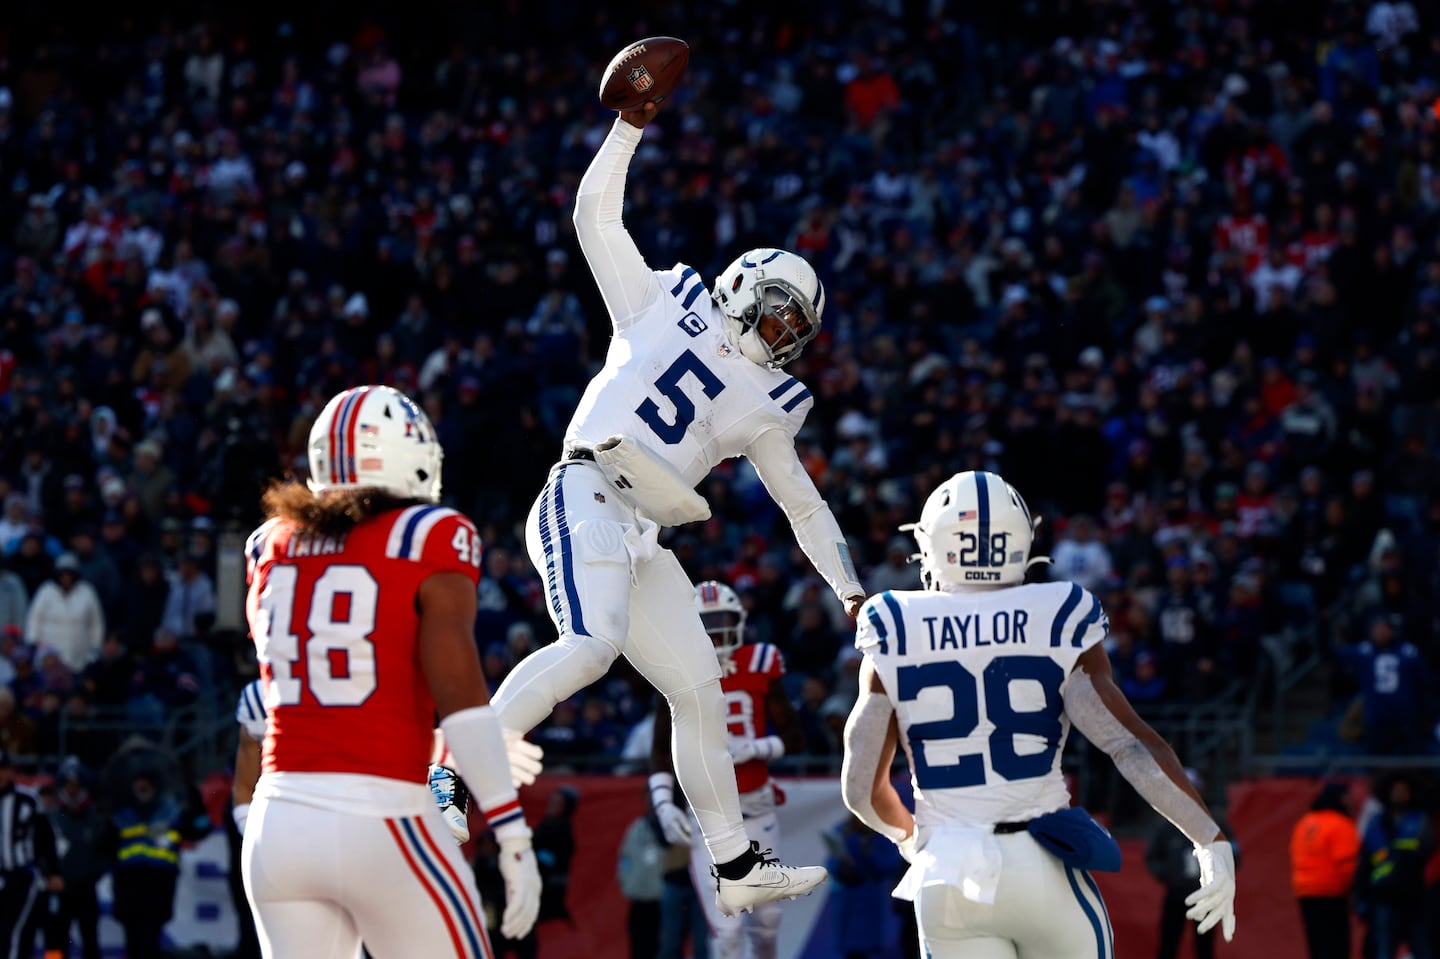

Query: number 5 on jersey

[256,565,379,708]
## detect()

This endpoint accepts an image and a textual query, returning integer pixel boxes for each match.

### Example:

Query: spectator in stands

[159,551,215,643]
[129,629,200,721]
[1290,781,1360,959]
[0,556,26,632]
[24,553,104,675]
[1050,514,1113,592]
[0,689,35,759]
[104,771,190,959]
[1338,614,1432,755]
[1355,772,1434,959]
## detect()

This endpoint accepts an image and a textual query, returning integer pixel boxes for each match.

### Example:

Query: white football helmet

[901,471,1047,588]
[307,385,443,502]
[695,581,746,659]
[712,248,825,368]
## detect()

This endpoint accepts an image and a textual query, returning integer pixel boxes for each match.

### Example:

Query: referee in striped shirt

[0,749,59,959]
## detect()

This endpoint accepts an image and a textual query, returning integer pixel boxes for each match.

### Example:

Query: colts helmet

[712,248,826,368]
[901,471,1046,588]
[694,581,747,659]
[307,385,443,502]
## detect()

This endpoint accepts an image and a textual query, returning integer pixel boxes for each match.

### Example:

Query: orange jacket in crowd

[1291,808,1361,898]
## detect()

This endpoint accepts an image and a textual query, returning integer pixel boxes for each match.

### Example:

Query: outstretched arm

[573,105,663,331]
[747,429,864,613]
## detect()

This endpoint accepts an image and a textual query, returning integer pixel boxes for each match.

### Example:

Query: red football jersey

[244,504,482,783]
[721,643,786,794]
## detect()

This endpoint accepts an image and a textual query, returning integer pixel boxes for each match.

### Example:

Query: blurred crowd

[1,0,1439,782]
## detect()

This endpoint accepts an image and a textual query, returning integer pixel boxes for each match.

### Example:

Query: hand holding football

[599,37,689,111]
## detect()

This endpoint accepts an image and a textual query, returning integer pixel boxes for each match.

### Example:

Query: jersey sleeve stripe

[403,506,454,561]
[669,267,698,296]
[1070,593,1104,648]
[864,606,890,656]
[681,281,706,309]
[768,377,800,399]
[780,388,812,413]
[880,592,907,656]
[1050,583,1085,648]
[755,644,773,674]
[385,505,429,558]
[246,518,280,563]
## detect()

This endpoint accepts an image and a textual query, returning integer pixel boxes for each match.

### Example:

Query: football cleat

[427,764,471,844]
[713,842,827,917]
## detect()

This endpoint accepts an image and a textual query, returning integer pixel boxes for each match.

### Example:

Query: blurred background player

[489,90,863,915]
[650,581,803,959]
[240,384,542,958]
[841,470,1238,958]
[229,677,264,959]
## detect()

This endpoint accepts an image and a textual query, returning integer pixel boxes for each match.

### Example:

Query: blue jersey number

[636,350,727,445]
[896,656,1065,789]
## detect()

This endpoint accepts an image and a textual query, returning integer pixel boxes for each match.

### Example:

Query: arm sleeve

[573,119,663,332]
[746,428,862,603]
[840,683,907,844]
[1063,670,1220,845]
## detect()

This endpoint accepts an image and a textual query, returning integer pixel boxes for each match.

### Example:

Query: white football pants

[491,461,749,863]
[243,796,493,959]
[688,800,782,959]
[914,833,1114,959]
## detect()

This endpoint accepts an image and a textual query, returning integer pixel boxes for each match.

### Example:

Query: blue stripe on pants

[1066,866,1108,959]
[552,468,588,636]
[537,476,566,631]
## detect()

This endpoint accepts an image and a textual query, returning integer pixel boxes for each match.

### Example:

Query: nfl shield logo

[628,65,654,93]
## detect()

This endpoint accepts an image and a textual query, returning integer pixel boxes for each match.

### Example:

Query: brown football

[598,37,690,111]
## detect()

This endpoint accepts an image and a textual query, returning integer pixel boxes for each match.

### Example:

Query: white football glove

[497,836,542,940]
[504,728,544,788]
[727,736,758,766]
[427,764,471,844]
[655,801,693,845]
[1185,840,1237,942]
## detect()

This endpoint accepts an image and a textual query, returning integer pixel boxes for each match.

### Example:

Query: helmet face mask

[712,249,825,369]
[903,471,1043,589]
[306,385,443,503]
[694,581,746,659]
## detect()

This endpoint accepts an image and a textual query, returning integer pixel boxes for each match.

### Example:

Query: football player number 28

[897,657,1064,789]
[256,564,378,708]
[637,350,726,444]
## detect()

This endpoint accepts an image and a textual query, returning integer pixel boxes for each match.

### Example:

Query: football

[598,37,690,111]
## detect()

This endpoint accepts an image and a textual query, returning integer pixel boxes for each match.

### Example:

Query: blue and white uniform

[857,582,1115,959]
[492,118,861,867]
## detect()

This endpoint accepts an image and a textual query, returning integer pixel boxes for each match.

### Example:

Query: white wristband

[439,706,531,841]
[648,771,676,809]
[753,735,785,761]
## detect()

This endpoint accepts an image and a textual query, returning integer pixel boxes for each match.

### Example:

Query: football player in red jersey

[649,581,804,959]
[240,385,542,959]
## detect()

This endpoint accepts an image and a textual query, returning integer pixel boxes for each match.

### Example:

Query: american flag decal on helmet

[955,510,978,520]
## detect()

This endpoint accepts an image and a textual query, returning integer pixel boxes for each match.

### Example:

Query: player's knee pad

[557,631,620,684]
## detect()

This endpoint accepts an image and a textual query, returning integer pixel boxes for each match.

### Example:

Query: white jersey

[565,261,813,485]
[856,582,1109,830]
[568,119,861,601]
[236,677,266,740]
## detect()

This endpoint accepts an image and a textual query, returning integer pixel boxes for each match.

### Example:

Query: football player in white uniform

[842,471,1238,958]
[650,582,804,958]
[490,95,861,916]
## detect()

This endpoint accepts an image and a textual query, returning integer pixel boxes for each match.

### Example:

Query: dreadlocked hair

[261,480,429,539]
